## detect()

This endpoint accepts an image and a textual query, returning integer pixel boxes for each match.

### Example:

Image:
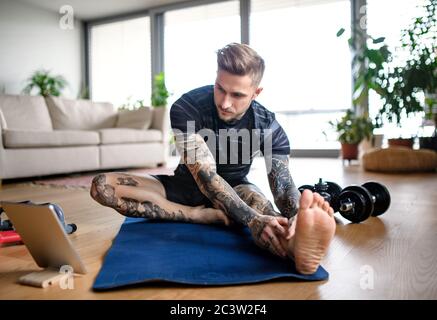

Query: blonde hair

[216,43,265,87]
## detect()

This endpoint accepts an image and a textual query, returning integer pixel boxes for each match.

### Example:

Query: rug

[32,167,175,189]
[93,218,329,290]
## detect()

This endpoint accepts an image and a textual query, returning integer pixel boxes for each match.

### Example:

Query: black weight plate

[338,190,367,223]
[362,182,391,216]
[298,185,315,193]
[326,181,342,212]
[339,185,374,223]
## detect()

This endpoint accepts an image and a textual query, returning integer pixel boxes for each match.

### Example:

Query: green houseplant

[337,28,391,112]
[151,72,172,158]
[22,69,68,97]
[151,72,170,108]
[377,0,437,149]
[337,27,391,148]
[329,109,375,161]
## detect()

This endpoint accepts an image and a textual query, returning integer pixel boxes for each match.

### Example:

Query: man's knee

[90,174,101,198]
[90,173,114,205]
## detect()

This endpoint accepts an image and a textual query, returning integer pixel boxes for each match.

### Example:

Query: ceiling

[18,0,189,21]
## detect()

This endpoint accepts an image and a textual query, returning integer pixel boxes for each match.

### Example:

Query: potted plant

[337,28,390,112]
[151,72,170,108]
[337,27,391,148]
[421,94,437,150]
[329,109,374,162]
[22,69,68,97]
[377,0,437,149]
[151,72,171,160]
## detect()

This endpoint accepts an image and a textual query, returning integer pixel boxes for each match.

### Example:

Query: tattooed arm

[175,133,290,257]
[176,133,258,225]
[266,154,301,219]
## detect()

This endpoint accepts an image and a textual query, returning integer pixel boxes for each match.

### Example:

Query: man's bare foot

[191,205,231,226]
[287,190,336,274]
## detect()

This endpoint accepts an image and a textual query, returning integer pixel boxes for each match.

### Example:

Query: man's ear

[253,87,263,99]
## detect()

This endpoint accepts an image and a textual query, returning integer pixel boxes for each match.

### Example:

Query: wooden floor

[0,157,436,299]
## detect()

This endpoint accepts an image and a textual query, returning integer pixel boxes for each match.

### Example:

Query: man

[90,43,336,275]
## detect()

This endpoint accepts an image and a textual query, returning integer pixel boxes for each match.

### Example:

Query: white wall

[0,0,84,98]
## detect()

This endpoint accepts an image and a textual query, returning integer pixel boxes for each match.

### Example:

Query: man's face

[213,69,263,122]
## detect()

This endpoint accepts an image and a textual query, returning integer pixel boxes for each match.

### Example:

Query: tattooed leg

[90,172,230,225]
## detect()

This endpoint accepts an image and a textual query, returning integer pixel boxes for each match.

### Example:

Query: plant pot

[341,143,359,160]
[388,138,414,148]
[419,136,437,151]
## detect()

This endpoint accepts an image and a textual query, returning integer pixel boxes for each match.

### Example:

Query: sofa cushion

[99,128,163,145]
[116,107,153,130]
[45,96,117,130]
[0,94,53,131]
[3,129,100,148]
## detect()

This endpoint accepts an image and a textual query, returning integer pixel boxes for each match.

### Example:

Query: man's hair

[216,43,265,87]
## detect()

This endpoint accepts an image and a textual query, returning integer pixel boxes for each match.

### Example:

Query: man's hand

[248,214,291,257]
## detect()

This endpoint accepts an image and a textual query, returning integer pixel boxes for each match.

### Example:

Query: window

[90,17,151,108]
[367,0,427,139]
[164,1,240,105]
[250,0,352,149]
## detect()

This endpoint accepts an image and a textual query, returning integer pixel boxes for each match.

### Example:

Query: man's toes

[317,195,325,208]
[322,201,330,213]
[299,189,314,210]
[312,193,324,208]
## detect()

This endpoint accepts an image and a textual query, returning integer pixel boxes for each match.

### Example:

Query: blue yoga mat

[93,218,328,290]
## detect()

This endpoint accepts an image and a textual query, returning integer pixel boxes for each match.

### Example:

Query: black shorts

[151,174,252,207]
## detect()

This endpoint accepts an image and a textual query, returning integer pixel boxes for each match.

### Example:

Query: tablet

[1,201,87,274]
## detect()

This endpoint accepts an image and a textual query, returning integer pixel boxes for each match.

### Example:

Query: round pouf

[362,147,437,173]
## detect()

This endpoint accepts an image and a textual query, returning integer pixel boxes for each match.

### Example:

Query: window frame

[84,0,364,157]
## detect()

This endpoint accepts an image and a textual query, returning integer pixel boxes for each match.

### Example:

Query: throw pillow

[116,107,153,130]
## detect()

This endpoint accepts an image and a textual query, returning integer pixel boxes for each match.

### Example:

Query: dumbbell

[0,206,22,245]
[298,178,343,212]
[337,182,391,223]
[0,207,14,231]
[298,179,391,223]
[43,202,77,234]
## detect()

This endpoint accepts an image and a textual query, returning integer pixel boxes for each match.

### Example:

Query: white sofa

[0,94,169,183]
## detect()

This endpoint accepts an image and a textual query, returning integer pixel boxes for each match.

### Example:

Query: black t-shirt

[170,85,290,186]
